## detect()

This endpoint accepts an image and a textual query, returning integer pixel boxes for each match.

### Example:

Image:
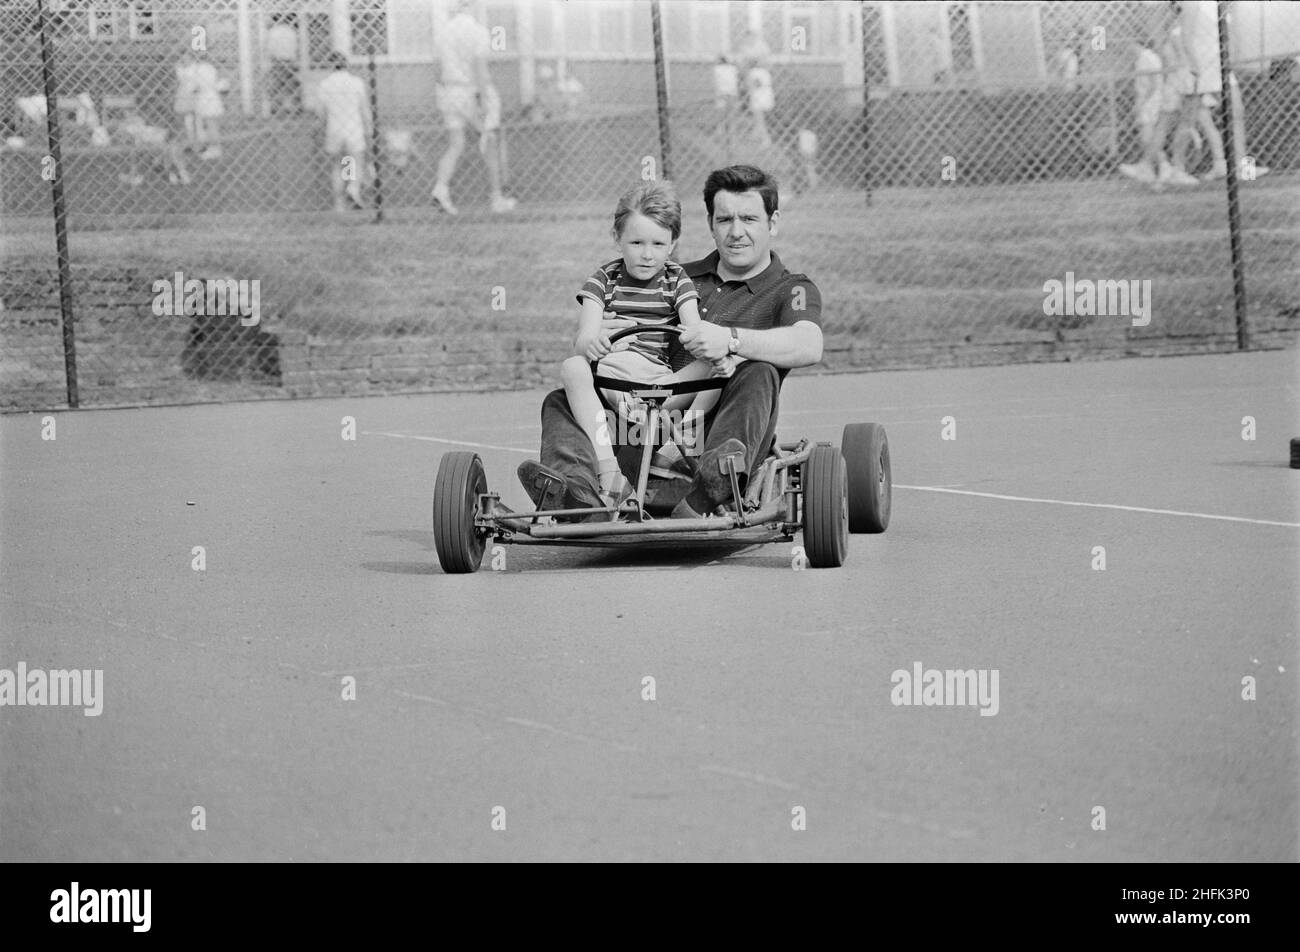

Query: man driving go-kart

[522,164,823,519]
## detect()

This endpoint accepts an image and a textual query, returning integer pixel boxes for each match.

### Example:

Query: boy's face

[615,212,675,280]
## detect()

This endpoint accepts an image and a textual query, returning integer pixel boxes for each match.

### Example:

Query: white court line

[364,430,533,453]
[896,484,1300,528]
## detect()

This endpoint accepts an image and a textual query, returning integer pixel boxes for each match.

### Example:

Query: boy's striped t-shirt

[576,259,698,363]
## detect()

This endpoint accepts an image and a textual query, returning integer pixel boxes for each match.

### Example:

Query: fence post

[36,0,79,408]
[367,52,384,223]
[650,0,672,180]
[1216,0,1248,349]
[860,0,872,205]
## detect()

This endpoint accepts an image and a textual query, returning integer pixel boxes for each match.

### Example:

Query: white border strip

[897,485,1300,528]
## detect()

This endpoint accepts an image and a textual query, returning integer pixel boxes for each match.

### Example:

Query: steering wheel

[590,325,730,396]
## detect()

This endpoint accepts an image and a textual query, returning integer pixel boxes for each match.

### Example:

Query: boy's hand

[576,331,612,362]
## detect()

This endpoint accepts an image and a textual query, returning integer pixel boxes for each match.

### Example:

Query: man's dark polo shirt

[669,251,822,379]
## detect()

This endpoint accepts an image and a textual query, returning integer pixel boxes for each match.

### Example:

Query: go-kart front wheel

[801,444,849,568]
[433,451,488,573]
[841,423,891,533]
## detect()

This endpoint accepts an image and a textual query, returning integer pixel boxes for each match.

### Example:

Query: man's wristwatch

[727,326,741,355]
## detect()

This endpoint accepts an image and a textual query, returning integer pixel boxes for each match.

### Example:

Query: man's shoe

[1165,168,1200,187]
[517,460,604,519]
[490,195,518,214]
[686,438,747,514]
[517,460,566,511]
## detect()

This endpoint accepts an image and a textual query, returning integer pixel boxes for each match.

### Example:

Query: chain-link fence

[2,0,1297,410]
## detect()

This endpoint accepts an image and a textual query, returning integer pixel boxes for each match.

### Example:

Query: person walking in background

[713,55,740,156]
[1175,0,1269,181]
[191,49,225,160]
[174,48,201,152]
[737,29,774,150]
[1118,36,1173,185]
[431,0,516,215]
[264,14,300,116]
[1151,14,1203,186]
[1050,32,1081,91]
[316,51,372,212]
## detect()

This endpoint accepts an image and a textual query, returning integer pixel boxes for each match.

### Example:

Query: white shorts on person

[745,68,774,113]
[319,70,369,154]
[1161,68,1194,113]
[325,128,366,156]
[437,83,501,132]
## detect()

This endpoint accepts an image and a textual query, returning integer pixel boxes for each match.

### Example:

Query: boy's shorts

[595,348,676,387]
[437,83,501,132]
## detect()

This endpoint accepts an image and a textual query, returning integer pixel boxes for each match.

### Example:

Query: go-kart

[432,326,891,572]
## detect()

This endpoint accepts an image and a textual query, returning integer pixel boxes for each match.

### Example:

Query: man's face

[709,189,777,276]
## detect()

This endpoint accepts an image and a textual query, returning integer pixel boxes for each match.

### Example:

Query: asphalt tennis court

[1,349,1296,861]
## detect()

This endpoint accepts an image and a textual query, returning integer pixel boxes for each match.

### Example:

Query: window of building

[129,3,156,40]
[350,0,388,56]
[861,3,888,87]
[948,3,975,74]
[89,3,116,41]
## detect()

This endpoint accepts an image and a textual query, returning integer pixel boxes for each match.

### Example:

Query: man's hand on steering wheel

[678,322,731,362]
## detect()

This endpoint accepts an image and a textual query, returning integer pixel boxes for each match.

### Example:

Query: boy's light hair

[613,180,683,241]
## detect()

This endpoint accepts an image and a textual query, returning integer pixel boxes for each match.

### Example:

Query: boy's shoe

[431,184,458,215]
[599,474,635,521]
[649,446,694,481]
[490,195,518,213]
[1164,168,1200,187]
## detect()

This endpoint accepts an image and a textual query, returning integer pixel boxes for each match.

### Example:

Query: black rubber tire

[433,451,488,574]
[802,444,849,568]
[841,422,891,533]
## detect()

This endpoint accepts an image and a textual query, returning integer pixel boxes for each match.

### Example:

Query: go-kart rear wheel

[433,451,488,574]
[801,444,849,568]
[842,423,891,533]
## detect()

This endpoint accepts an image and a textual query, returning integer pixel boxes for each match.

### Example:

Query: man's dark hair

[703,165,779,221]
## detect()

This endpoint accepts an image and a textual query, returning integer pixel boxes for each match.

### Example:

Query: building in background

[11,1,1298,123]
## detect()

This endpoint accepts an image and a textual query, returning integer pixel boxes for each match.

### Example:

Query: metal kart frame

[432,326,891,571]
